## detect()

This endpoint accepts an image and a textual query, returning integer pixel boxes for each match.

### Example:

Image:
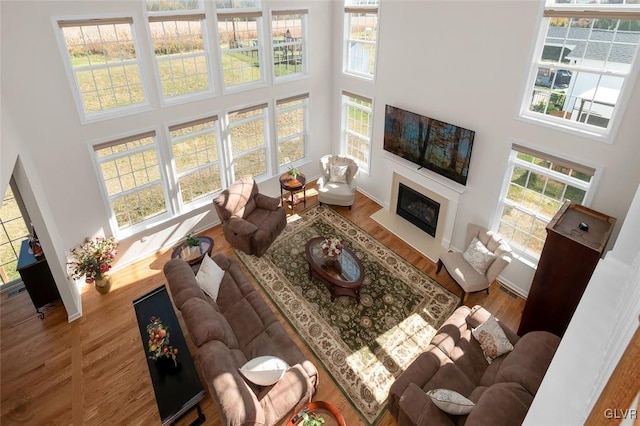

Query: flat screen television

[383,105,475,186]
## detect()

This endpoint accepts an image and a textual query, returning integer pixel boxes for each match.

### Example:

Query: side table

[279,172,307,210]
[171,236,214,266]
[287,401,345,426]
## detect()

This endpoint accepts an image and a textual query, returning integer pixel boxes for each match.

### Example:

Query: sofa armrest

[226,217,258,237]
[466,305,519,344]
[398,383,456,426]
[257,363,316,425]
[255,193,281,210]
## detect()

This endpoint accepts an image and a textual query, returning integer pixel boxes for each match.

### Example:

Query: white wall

[334,0,640,295]
[0,1,334,288]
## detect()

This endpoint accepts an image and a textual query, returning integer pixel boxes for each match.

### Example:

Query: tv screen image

[383,105,475,185]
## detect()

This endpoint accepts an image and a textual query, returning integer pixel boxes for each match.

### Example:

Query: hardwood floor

[0,185,524,425]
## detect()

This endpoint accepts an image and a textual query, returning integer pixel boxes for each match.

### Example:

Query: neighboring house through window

[520,1,640,140]
[343,0,379,79]
[341,91,373,174]
[494,143,596,263]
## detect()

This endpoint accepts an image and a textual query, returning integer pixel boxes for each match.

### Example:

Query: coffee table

[305,237,364,303]
[286,401,345,426]
[133,285,205,426]
[170,236,214,266]
[280,172,307,210]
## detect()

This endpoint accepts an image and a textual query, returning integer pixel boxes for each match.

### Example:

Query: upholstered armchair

[213,176,287,257]
[437,223,512,301]
[317,155,359,209]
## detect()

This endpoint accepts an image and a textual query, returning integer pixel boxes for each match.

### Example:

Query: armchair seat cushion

[318,155,358,208]
[439,251,489,293]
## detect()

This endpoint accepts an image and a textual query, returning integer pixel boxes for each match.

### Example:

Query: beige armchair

[437,223,512,301]
[317,155,359,209]
[213,176,286,257]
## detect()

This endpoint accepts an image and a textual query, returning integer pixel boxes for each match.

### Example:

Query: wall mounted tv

[383,105,475,186]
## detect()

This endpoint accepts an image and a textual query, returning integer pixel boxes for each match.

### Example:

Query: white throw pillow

[329,165,349,183]
[462,236,497,275]
[426,389,475,415]
[239,356,289,386]
[471,315,514,363]
[195,254,225,301]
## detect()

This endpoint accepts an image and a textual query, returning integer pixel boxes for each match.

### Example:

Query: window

[57,18,147,120]
[344,0,379,79]
[169,116,223,207]
[342,91,373,173]
[494,144,596,262]
[521,1,640,139]
[94,132,169,234]
[217,12,263,88]
[227,104,268,181]
[276,94,309,169]
[271,11,307,80]
[0,181,30,287]
[147,1,213,101]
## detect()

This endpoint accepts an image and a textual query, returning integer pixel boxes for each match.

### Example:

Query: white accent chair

[437,223,512,302]
[317,155,359,209]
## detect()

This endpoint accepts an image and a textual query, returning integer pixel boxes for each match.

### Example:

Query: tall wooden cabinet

[518,201,615,337]
[16,239,61,319]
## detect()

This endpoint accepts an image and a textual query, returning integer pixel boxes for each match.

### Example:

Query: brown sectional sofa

[389,305,560,426]
[164,254,318,425]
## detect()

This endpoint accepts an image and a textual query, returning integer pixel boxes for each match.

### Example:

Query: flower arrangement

[68,236,118,283]
[147,316,178,365]
[321,238,343,258]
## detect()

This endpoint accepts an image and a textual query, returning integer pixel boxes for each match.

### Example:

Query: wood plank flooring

[0,185,524,425]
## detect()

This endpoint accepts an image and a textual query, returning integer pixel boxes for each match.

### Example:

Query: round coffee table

[286,401,345,426]
[305,237,364,303]
[171,236,214,266]
[280,172,307,210]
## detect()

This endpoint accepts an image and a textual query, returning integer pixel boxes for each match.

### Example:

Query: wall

[0,0,333,286]
[334,0,640,295]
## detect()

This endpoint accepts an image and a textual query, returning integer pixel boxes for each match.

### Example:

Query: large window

[521,1,640,140]
[217,12,264,88]
[228,104,268,181]
[57,18,147,121]
[344,0,379,79]
[94,132,169,234]
[276,93,309,169]
[169,116,223,207]
[147,2,213,101]
[271,11,307,80]
[342,91,373,174]
[494,144,596,262]
[0,181,30,287]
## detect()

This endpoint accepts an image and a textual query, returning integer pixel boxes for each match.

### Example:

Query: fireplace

[396,183,440,237]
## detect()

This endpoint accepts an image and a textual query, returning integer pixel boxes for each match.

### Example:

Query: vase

[94,274,112,294]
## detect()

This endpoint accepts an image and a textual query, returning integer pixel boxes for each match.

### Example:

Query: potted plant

[68,236,118,294]
[301,412,325,426]
[183,233,201,258]
[288,166,299,179]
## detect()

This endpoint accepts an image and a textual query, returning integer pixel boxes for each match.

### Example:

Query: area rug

[235,206,460,424]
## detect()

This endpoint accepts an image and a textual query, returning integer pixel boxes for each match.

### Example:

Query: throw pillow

[195,254,225,301]
[463,236,497,275]
[426,389,475,415]
[329,165,349,183]
[239,356,289,386]
[472,315,514,363]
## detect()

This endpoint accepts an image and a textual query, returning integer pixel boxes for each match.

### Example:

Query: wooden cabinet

[16,239,61,318]
[518,201,616,337]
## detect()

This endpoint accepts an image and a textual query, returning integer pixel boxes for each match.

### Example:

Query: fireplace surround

[396,183,440,237]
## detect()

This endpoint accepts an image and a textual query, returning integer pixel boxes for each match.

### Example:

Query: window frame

[53,15,153,124]
[275,93,310,172]
[270,10,308,82]
[0,179,32,288]
[341,90,373,175]
[492,142,600,265]
[145,6,216,104]
[343,2,379,80]
[518,3,640,143]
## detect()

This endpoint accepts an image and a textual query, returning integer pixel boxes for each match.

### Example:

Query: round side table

[280,172,307,210]
[286,401,345,426]
[171,236,214,266]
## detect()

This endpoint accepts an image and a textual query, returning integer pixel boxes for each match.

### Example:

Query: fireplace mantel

[371,162,461,262]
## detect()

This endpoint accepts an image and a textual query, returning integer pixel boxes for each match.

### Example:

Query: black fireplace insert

[396,183,440,237]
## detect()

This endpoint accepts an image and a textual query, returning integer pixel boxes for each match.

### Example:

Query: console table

[16,239,61,319]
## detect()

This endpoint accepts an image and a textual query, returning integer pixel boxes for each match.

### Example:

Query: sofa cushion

[180,297,239,348]
[471,315,514,363]
[195,254,225,301]
[427,389,475,415]
[163,258,208,310]
[495,331,560,395]
[463,237,496,275]
[423,362,476,398]
[239,355,290,386]
[465,382,533,426]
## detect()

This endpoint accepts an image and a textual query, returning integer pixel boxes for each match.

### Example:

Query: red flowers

[68,236,118,282]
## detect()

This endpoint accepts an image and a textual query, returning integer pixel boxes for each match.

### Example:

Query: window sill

[516,113,614,144]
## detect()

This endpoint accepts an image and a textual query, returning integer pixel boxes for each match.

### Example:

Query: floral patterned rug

[235,206,460,424]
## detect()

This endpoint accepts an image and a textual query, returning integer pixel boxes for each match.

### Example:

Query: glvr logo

[604,409,637,419]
